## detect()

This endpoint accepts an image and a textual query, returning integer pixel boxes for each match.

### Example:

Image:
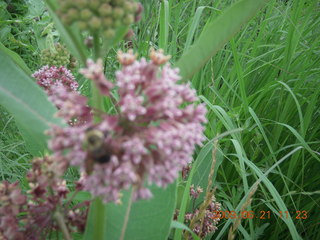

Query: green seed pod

[80,9,92,20]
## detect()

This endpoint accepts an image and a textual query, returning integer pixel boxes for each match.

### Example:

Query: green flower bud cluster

[57,0,140,39]
[40,43,70,67]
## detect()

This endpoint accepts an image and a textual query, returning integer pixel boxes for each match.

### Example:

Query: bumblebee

[84,128,111,174]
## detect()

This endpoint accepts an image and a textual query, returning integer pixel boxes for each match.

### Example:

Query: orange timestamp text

[210,210,308,220]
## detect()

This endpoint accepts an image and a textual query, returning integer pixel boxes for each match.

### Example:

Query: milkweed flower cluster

[0,182,26,240]
[32,65,90,125]
[32,65,78,94]
[48,49,207,203]
[0,156,88,240]
[190,184,204,199]
[184,186,221,238]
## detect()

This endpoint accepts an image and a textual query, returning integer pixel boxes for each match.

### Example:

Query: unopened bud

[89,0,100,9]
[103,17,113,27]
[99,4,112,16]
[117,49,137,66]
[123,14,134,25]
[80,9,92,20]
[149,48,171,65]
[114,7,124,18]
[89,16,102,30]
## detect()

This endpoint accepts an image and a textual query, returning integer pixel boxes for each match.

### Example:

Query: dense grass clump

[137,0,320,239]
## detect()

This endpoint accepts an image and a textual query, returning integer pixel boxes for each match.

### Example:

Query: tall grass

[0,106,31,182]
[136,0,320,239]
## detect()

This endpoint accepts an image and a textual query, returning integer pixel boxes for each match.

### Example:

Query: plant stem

[89,31,107,240]
[93,32,101,60]
[91,197,106,240]
[92,82,104,121]
[54,211,72,240]
[91,31,104,119]
[120,189,134,240]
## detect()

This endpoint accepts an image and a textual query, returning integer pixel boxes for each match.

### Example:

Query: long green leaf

[84,183,177,240]
[0,51,62,156]
[0,42,32,76]
[159,0,170,51]
[175,0,269,80]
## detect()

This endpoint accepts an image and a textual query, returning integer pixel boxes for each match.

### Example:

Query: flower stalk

[91,197,106,240]
[89,35,107,240]
[54,211,72,240]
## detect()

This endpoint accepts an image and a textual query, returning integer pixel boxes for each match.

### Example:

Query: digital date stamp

[210,210,308,220]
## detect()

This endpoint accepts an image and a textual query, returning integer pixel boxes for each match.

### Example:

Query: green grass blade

[275,122,320,162]
[216,147,303,240]
[183,6,205,53]
[159,0,170,51]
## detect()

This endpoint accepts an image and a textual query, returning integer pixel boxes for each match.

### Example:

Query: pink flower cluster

[190,184,204,199]
[184,186,221,238]
[32,65,92,125]
[0,182,26,240]
[79,59,113,96]
[48,49,207,203]
[0,156,88,239]
[185,198,221,238]
[32,65,78,93]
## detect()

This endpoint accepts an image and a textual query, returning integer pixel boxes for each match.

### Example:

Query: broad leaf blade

[0,42,32,76]
[84,183,177,240]
[0,51,62,156]
[175,0,269,80]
